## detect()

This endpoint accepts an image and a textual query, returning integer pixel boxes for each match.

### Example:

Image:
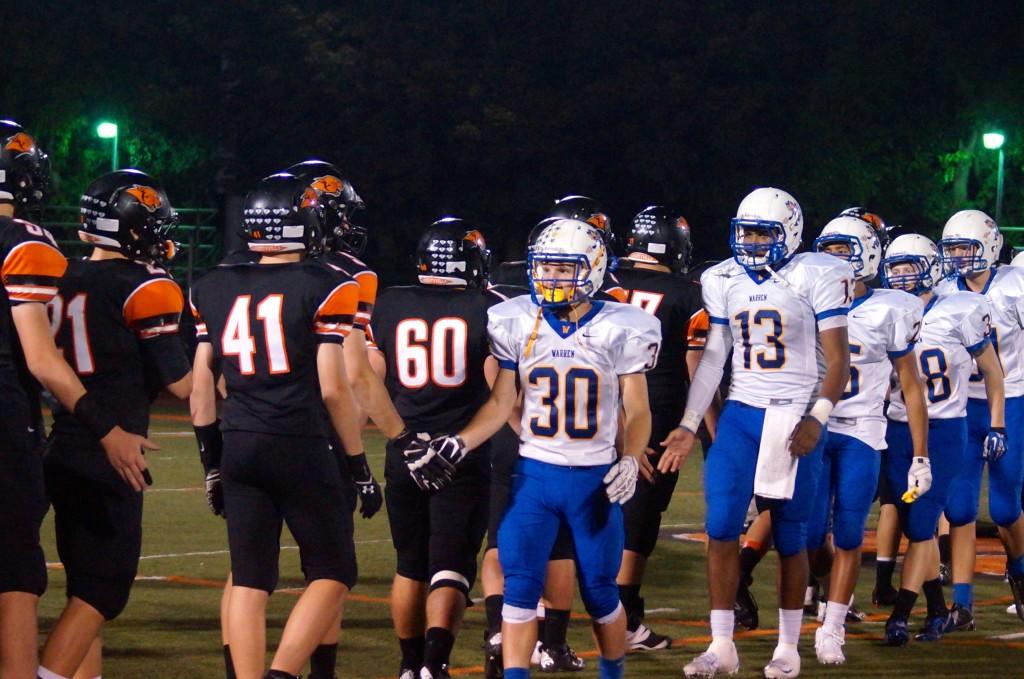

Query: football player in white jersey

[406,218,661,679]
[660,187,854,678]
[935,210,1024,627]
[809,217,929,664]
[1013,250,1024,268]
[878,233,1005,645]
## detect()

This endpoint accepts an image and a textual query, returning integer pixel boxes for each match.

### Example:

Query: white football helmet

[730,187,803,271]
[939,209,1003,276]
[881,234,940,295]
[813,216,882,281]
[528,218,608,307]
[1012,250,1024,268]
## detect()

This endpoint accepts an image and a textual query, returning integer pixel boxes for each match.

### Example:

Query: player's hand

[101,426,157,492]
[604,456,639,504]
[637,447,655,482]
[413,435,469,492]
[903,456,932,503]
[399,430,436,490]
[984,427,1008,461]
[345,452,384,519]
[788,417,823,457]
[658,427,695,473]
[205,468,225,517]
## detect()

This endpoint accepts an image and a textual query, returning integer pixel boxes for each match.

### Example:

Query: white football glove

[603,456,639,504]
[903,456,932,503]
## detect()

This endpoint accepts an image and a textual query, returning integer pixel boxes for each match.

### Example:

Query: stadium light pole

[96,121,118,171]
[983,131,1005,224]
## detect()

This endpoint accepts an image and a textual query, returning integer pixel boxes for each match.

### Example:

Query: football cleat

[814,625,846,665]
[1007,603,1018,615]
[626,622,672,651]
[399,669,417,679]
[884,615,909,647]
[845,603,866,624]
[914,614,948,642]
[531,640,542,665]
[872,585,899,607]
[418,667,451,679]
[734,580,759,630]
[763,646,801,678]
[938,562,952,586]
[484,631,503,679]
[803,580,821,616]
[1009,572,1024,623]
[682,647,740,678]
[942,603,976,632]
[537,644,585,673]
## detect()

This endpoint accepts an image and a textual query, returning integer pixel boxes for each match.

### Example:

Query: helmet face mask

[939,237,986,277]
[288,160,366,256]
[527,219,607,308]
[939,209,1002,277]
[730,219,787,271]
[813,216,881,281]
[881,234,940,295]
[0,120,50,213]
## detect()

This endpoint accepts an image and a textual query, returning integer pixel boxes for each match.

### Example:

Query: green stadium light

[95,121,118,171]
[983,132,1005,150]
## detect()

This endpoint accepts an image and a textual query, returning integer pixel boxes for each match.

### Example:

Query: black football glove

[194,420,225,518]
[345,452,383,519]
[413,435,469,492]
[205,468,225,517]
[395,429,439,492]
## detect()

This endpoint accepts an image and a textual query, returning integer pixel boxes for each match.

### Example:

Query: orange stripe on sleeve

[123,278,185,329]
[2,241,66,302]
[687,309,709,349]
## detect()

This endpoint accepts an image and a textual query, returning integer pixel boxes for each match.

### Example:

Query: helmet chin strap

[763,262,793,289]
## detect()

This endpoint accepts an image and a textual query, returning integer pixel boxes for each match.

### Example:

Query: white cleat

[814,625,846,665]
[683,645,740,677]
[1008,603,1018,615]
[530,640,542,665]
[763,647,801,678]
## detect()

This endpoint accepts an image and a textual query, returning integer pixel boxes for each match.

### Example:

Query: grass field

[37,406,1024,678]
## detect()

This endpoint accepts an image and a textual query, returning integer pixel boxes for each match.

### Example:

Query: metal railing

[40,205,223,288]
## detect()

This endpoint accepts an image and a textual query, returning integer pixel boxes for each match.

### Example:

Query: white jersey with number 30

[701,252,855,414]
[487,295,662,466]
[888,291,991,422]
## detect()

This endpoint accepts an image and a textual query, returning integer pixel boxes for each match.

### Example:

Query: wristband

[73,391,118,440]
[679,409,703,434]
[809,397,834,426]
[344,452,373,483]
[194,420,223,471]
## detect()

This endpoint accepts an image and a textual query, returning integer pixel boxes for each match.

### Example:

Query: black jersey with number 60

[190,260,359,437]
[371,285,512,435]
[49,258,190,442]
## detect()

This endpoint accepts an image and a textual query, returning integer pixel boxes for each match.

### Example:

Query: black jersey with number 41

[371,285,512,435]
[190,260,359,437]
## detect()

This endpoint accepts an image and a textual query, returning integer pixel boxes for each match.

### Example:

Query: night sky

[3,1,1022,283]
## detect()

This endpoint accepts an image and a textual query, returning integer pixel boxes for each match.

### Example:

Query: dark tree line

[2,0,1022,283]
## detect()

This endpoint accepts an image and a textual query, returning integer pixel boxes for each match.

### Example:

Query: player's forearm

[11,303,86,410]
[166,373,193,401]
[189,356,217,427]
[982,367,1006,428]
[621,404,651,459]
[680,324,729,432]
[324,387,366,456]
[459,395,515,450]
[897,358,929,458]
[355,366,405,439]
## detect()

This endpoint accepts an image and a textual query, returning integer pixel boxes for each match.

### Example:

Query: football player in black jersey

[191,173,375,679]
[38,170,192,679]
[613,206,706,651]
[0,122,156,679]
[370,218,503,679]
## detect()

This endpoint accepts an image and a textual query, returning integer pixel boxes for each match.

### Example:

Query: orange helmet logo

[300,187,320,209]
[125,185,163,212]
[464,229,487,250]
[4,132,35,154]
[310,175,344,197]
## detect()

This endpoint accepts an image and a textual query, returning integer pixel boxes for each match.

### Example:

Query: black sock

[739,546,764,584]
[309,643,338,678]
[876,560,896,591]
[922,578,947,618]
[423,627,456,672]
[485,594,504,636]
[893,588,918,619]
[399,636,425,671]
[224,645,237,679]
[537,615,547,645]
[265,671,299,679]
[939,534,952,564]
[618,584,641,622]
[543,608,570,648]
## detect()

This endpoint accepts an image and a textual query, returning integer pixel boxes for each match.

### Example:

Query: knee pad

[395,547,429,583]
[304,558,358,591]
[943,494,978,528]
[502,603,537,623]
[430,569,471,596]
[232,560,279,594]
[831,510,866,551]
[0,544,46,597]
[990,493,1023,528]
[68,574,133,621]
[579,581,621,622]
[771,518,807,558]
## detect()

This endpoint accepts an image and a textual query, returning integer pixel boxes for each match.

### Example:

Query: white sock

[37,668,70,679]
[778,608,803,647]
[803,585,816,606]
[824,601,849,630]
[710,609,735,642]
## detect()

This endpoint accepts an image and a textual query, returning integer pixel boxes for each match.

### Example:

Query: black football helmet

[79,169,179,262]
[625,205,693,273]
[243,173,325,255]
[288,159,366,255]
[0,120,50,212]
[839,206,892,249]
[548,195,614,247]
[415,217,490,287]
